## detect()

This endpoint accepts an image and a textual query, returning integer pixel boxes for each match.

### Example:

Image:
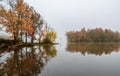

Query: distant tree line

[0,0,56,43]
[66,28,120,42]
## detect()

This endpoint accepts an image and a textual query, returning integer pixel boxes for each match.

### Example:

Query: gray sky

[24,0,120,41]
[1,0,120,40]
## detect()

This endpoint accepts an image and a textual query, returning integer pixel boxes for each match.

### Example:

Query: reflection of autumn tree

[42,45,57,58]
[66,43,120,56]
[0,45,57,76]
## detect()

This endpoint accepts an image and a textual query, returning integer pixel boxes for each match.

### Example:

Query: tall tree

[30,8,44,43]
[0,0,33,42]
[0,0,56,43]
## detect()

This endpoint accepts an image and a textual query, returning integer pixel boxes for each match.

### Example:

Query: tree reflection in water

[0,45,57,76]
[66,42,120,56]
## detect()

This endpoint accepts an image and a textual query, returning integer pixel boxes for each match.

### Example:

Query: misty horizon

[0,0,120,41]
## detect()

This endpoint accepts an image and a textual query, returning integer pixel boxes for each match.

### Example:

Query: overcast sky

[1,0,120,40]
[24,0,120,41]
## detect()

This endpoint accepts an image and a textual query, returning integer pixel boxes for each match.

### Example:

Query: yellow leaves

[46,31,57,39]
[43,31,57,43]
[0,7,6,17]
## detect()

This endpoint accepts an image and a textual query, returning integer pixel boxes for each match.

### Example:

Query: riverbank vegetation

[66,28,120,42]
[0,0,57,45]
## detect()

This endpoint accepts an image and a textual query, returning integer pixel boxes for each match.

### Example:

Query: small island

[66,28,120,42]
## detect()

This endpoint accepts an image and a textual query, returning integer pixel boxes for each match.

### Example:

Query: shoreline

[0,39,58,49]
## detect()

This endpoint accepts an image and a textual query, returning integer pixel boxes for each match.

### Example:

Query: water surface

[0,42,120,76]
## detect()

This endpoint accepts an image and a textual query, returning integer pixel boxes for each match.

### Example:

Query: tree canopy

[0,0,57,43]
[66,28,120,42]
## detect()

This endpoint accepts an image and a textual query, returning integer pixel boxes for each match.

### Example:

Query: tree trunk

[31,37,34,44]
[39,35,42,43]
[13,32,18,40]
[21,33,22,41]
[25,33,27,43]
[31,31,35,44]
[39,38,40,44]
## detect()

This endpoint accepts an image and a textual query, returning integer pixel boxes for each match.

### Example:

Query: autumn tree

[66,28,120,42]
[30,8,44,43]
[0,0,57,44]
[0,0,33,42]
[42,29,57,43]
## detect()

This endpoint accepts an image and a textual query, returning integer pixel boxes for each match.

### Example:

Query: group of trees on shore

[66,28,120,42]
[0,0,56,43]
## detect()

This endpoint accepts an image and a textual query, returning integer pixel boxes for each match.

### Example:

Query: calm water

[0,42,120,76]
